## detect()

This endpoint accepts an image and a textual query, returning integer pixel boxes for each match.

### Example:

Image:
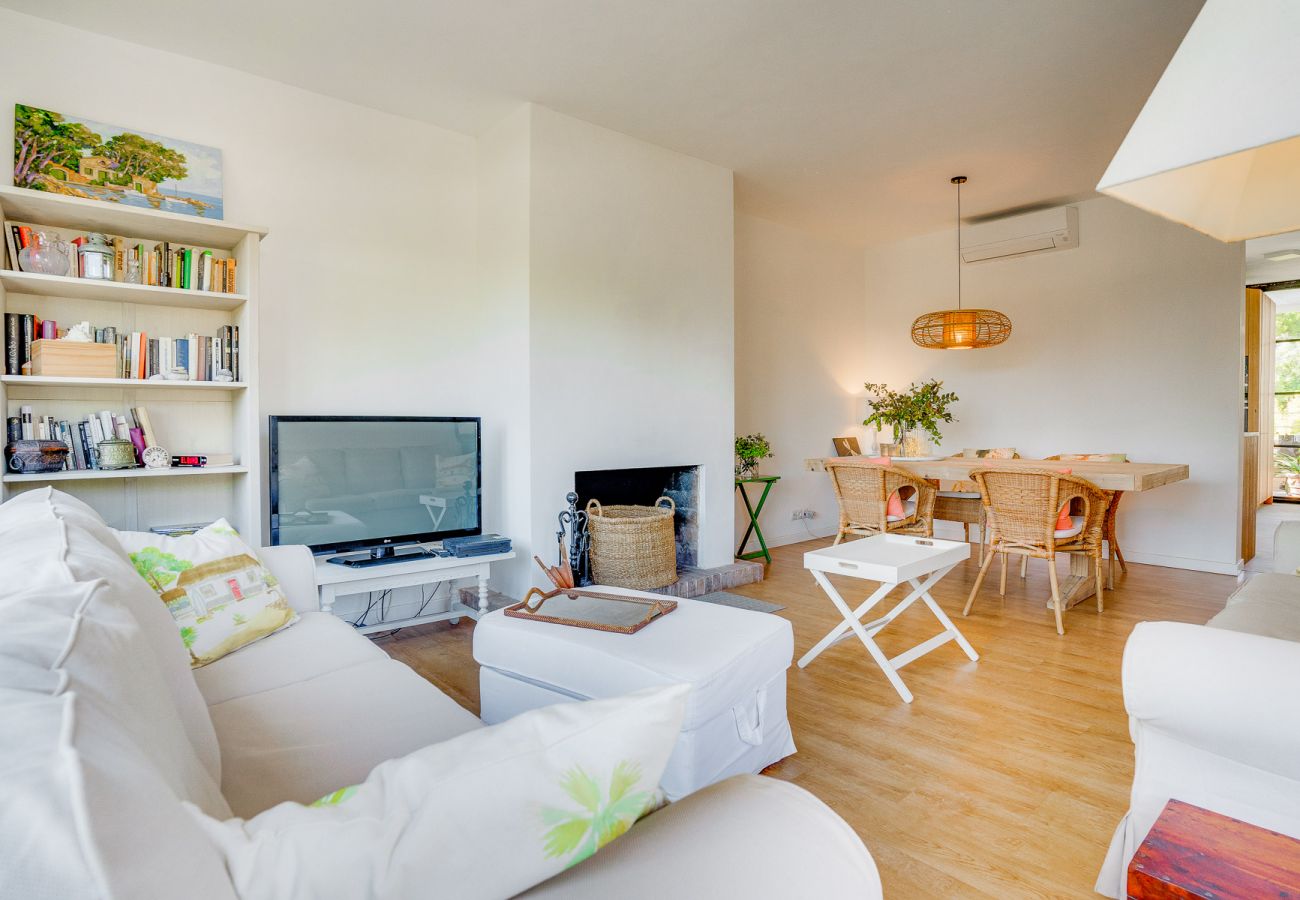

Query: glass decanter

[17,231,71,276]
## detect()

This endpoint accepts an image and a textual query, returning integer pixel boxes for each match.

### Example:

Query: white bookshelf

[2,375,247,391]
[0,185,265,539]
[3,465,249,484]
[0,270,249,310]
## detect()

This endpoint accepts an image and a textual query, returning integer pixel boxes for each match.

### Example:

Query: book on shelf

[3,220,237,294]
[6,404,171,472]
[3,314,238,382]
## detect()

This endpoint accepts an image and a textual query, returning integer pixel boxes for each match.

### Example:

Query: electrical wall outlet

[790,508,818,520]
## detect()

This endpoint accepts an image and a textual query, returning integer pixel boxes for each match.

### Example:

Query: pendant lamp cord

[955,177,962,311]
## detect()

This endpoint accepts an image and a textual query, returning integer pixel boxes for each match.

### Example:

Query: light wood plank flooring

[375,538,1236,898]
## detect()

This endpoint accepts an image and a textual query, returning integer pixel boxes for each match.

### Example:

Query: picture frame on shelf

[833,436,861,457]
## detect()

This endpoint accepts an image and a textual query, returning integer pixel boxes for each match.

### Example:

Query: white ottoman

[473,587,796,800]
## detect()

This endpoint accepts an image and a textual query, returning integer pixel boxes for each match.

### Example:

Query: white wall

[733,214,866,548]
[1,13,739,603]
[526,107,736,578]
[476,105,534,593]
[861,196,1244,573]
[0,10,493,618]
[0,8,481,495]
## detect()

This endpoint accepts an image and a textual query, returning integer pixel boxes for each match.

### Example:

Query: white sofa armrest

[257,544,319,614]
[1272,521,1300,573]
[1124,621,1300,781]
[519,775,881,899]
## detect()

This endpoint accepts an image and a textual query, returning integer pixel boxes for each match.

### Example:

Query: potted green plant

[863,380,959,457]
[1276,450,1300,497]
[735,433,773,477]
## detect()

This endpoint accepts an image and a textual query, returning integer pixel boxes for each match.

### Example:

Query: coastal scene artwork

[13,104,223,219]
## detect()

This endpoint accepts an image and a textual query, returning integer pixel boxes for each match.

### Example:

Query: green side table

[736,475,780,564]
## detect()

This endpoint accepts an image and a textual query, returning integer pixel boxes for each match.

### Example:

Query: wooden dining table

[808,455,1190,607]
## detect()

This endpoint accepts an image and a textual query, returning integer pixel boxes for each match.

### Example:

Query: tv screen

[269,416,481,552]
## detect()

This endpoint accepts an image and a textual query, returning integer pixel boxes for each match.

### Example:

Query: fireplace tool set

[533,491,591,590]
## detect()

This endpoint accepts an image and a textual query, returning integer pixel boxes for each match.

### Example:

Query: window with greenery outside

[1274,310,1300,494]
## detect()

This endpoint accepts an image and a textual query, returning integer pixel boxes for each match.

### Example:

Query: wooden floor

[375,538,1236,898]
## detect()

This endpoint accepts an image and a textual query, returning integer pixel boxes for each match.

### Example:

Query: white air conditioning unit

[960,206,1079,263]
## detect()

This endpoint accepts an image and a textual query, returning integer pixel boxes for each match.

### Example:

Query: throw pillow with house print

[113,519,298,667]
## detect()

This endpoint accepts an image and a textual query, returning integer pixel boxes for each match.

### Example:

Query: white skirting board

[1118,550,1239,577]
[744,519,1239,576]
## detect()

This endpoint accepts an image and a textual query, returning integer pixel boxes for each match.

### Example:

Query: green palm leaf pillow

[189,685,689,899]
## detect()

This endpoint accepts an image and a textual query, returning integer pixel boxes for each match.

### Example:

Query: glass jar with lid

[79,233,115,281]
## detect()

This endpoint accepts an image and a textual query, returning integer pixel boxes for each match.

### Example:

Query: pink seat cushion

[887,490,905,519]
[1054,468,1073,532]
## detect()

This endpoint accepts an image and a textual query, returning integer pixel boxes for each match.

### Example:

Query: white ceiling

[1248,231,1300,284]
[7,0,1204,244]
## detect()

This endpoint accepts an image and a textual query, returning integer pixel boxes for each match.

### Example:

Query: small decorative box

[5,439,70,473]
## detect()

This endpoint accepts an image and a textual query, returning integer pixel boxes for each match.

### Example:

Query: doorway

[1245,281,1300,570]
[1267,285,1300,502]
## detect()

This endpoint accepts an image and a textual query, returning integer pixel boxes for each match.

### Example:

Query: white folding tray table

[800,534,979,703]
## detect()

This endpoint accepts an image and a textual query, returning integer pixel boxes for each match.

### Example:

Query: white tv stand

[315,549,516,635]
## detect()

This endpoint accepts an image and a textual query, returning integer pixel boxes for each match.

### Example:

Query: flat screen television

[269,415,481,554]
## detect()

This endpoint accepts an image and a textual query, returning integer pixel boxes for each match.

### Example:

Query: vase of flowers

[863,380,959,457]
[735,433,773,477]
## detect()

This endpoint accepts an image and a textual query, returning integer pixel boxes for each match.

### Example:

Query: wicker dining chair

[962,468,1108,635]
[932,452,1018,562]
[1045,453,1128,588]
[825,459,936,544]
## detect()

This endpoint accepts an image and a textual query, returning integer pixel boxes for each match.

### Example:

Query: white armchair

[1273,519,1300,573]
[1095,522,1300,897]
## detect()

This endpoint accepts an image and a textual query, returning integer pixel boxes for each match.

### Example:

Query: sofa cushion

[195,611,387,706]
[2,580,230,819]
[0,488,224,800]
[190,685,689,900]
[0,580,236,900]
[209,658,482,817]
[114,520,299,668]
[1209,573,1300,641]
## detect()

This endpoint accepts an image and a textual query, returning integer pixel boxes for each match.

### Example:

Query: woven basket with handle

[585,496,678,590]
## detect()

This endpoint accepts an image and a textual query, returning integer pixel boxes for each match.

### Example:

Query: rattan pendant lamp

[910,176,1011,350]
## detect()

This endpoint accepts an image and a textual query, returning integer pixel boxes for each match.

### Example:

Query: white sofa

[0,488,882,899]
[1095,522,1300,897]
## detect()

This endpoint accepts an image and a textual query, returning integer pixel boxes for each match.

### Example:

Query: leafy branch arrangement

[735,433,773,477]
[863,380,959,444]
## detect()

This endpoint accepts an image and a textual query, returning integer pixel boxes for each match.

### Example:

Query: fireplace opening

[574,465,700,568]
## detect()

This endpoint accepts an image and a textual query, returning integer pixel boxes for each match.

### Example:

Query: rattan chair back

[825,460,936,542]
[971,468,1106,554]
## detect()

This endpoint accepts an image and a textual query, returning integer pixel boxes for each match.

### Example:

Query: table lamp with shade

[1097,0,1300,242]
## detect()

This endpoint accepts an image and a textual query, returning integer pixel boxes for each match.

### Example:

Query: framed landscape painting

[13,103,223,219]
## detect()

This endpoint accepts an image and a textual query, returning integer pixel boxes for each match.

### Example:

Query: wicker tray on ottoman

[585,496,678,589]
